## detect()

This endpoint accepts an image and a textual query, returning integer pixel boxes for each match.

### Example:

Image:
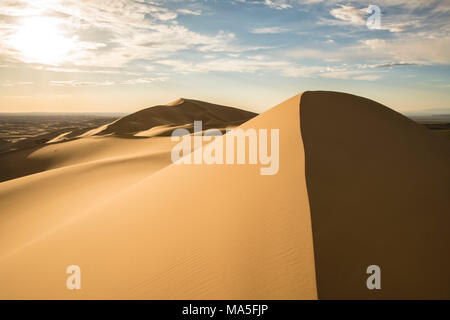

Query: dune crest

[166,98,185,106]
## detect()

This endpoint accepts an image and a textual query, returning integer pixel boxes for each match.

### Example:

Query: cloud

[157,55,383,81]
[250,26,289,34]
[1,0,448,89]
[318,65,384,81]
[330,5,366,26]
[1,80,33,87]
[359,37,450,64]
[236,0,292,10]
[285,34,450,65]
[284,47,346,61]
[373,62,419,68]
[120,77,168,85]
[326,3,428,33]
[32,65,142,75]
[353,74,382,81]
[263,0,292,10]
[49,77,167,87]
[177,9,202,16]
[50,80,115,87]
[361,39,386,50]
[0,0,250,69]
[157,57,289,74]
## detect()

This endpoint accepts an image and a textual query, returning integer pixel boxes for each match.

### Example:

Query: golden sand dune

[0,94,316,299]
[0,91,448,299]
[0,99,256,182]
[98,98,257,137]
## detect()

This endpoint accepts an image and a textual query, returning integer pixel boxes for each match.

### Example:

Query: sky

[0,0,449,114]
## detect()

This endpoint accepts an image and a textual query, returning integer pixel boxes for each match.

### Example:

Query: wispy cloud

[284,34,450,65]
[177,9,202,16]
[330,5,366,26]
[1,80,33,87]
[327,4,416,33]
[250,26,289,34]
[157,55,385,81]
[263,0,292,10]
[373,62,420,68]
[359,37,450,64]
[49,77,167,87]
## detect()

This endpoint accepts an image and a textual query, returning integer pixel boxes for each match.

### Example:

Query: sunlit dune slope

[0,94,317,299]
[0,136,177,259]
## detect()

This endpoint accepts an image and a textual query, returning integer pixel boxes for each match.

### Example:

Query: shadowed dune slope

[0,94,318,299]
[301,91,450,299]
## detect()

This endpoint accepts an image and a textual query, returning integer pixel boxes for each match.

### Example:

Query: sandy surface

[0,92,448,299]
[0,95,316,299]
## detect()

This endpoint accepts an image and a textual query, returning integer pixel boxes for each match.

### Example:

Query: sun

[9,17,75,65]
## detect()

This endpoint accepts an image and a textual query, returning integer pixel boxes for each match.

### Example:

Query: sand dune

[0,92,448,299]
[0,99,256,182]
[98,98,257,137]
[0,94,316,299]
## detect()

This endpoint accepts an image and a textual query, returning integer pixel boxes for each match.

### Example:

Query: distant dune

[0,114,118,154]
[99,98,257,137]
[0,92,448,299]
[0,99,257,182]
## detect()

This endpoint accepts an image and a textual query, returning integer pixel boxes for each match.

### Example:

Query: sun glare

[9,17,75,65]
